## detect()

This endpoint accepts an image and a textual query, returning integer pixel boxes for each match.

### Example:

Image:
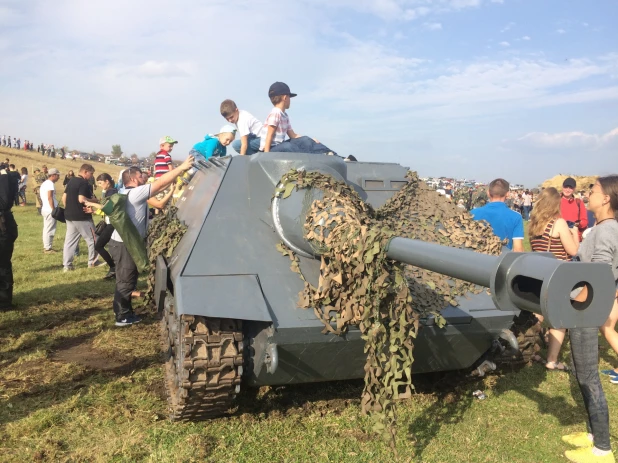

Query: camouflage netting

[143,206,187,308]
[276,169,504,448]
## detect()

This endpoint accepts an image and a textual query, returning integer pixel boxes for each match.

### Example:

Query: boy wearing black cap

[560,177,588,241]
[259,82,336,155]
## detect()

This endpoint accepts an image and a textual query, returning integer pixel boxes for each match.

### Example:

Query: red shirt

[154,149,172,178]
[560,195,588,237]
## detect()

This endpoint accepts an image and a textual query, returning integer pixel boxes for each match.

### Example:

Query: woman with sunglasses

[562,175,618,463]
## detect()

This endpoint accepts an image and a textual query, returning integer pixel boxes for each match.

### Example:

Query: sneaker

[88,260,104,268]
[103,269,116,280]
[63,266,74,272]
[43,249,57,254]
[115,314,142,327]
[600,369,618,377]
[565,447,615,463]
[562,432,594,448]
[610,376,618,384]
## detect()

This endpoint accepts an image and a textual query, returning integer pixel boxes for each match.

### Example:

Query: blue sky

[0,0,616,186]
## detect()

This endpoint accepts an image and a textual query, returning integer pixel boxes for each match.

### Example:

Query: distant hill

[1,146,123,190]
[541,174,598,192]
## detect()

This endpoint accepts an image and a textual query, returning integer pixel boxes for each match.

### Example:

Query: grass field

[1,151,617,462]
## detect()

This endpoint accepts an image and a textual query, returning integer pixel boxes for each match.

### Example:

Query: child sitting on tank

[220,99,262,156]
[259,82,337,155]
[190,125,237,163]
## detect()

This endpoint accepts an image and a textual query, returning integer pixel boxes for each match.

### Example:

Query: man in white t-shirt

[220,99,262,155]
[85,155,194,327]
[40,168,60,253]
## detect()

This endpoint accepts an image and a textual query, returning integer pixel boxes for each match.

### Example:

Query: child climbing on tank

[259,82,337,155]
[190,125,237,162]
[220,99,262,155]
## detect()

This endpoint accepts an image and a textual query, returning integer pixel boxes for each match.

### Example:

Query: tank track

[161,300,244,421]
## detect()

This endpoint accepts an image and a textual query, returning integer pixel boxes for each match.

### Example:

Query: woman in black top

[94,173,117,279]
[63,170,75,186]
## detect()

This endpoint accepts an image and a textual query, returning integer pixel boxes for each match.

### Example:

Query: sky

[0,0,616,186]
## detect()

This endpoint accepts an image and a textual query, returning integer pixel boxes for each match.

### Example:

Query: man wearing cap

[40,168,60,253]
[560,177,588,241]
[154,136,178,179]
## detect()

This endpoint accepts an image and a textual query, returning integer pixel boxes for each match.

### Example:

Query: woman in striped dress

[529,187,580,371]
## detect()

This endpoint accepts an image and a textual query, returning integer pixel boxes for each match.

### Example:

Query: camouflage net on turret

[276,169,504,449]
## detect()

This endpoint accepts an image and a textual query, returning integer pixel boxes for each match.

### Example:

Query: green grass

[1,190,617,462]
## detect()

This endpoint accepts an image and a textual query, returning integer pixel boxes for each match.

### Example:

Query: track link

[162,301,243,421]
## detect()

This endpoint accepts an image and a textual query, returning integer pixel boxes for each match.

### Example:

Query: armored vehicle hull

[155,153,614,419]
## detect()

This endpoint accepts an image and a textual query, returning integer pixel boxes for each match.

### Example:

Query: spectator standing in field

[220,99,263,155]
[7,136,11,148]
[63,170,75,187]
[561,177,588,241]
[33,167,46,215]
[84,156,194,326]
[93,173,117,279]
[471,178,524,252]
[15,138,20,149]
[561,175,618,463]
[17,167,28,206]
[154,136,178,179]
[260,82,336,155]
[0,160,19,310]
[62,164,98,271]
[40,168,60,253]
[528,187,579,372]
[522,189,533,220]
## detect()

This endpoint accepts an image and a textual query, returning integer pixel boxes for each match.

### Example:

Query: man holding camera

[560,177,588,242]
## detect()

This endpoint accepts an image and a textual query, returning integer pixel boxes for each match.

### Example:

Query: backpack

[100,191,149,272]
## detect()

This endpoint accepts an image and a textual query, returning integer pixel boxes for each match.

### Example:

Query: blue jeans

[269,136,336,156]
[231,133,261,155]
[570,328,610,451]
[523,205,532,220]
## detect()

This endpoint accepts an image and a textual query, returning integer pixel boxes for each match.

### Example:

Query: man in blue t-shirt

[471,178,524,252]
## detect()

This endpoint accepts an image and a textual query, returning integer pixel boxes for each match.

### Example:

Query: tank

[155,152,615,421]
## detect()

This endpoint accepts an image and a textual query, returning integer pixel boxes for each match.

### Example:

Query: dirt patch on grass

[51,336,132,371]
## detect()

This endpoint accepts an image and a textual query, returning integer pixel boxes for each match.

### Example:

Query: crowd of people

[1,81,617,463]
[469,175,618,462]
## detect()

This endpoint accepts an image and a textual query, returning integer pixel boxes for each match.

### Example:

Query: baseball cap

[159,136,178,145]
[217,125,237,135]
[563,177,576,189]
[268,82,297,98]
[48,168,60,175]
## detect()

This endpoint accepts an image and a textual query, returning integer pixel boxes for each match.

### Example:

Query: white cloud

[491,0,504,3]
[556,28,566,34]
[521,35,531,41]
[423,22,443,30]
[582,22,589,27]
[499,41,510,47]
[500,21,515,32]
[505,127,618,150]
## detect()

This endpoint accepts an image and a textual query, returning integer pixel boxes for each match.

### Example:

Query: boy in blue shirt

[471,178,524,252]
[191,125,237,161]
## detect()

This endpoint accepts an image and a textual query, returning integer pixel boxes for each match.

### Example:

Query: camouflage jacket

[34,172,48,185]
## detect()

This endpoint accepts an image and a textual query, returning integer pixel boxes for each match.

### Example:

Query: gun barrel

[386,237,616,329]
[386,237,495,287]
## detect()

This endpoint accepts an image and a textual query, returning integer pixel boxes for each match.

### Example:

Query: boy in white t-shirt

[259,82,337,155]
[40,168,60,253]
[220,99,262,155]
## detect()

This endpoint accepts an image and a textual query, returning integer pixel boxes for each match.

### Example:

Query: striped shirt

[154,150,172,178]
[530,219,569,261]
